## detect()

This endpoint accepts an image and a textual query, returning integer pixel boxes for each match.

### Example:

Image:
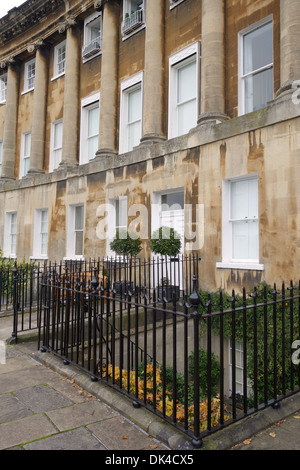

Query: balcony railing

[122,9,145,36]
[82,36,102,59]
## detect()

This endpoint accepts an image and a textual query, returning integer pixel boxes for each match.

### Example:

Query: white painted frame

[79,92,100,165]
[238,15,273,116]
[119,71,144,154]
[168,42,200,139]
[66,204,85,260]
[52,40,66,80]
[49,119,63,172]
[31,208,49,260]
[216,174,264,271]
[3,211,17,258]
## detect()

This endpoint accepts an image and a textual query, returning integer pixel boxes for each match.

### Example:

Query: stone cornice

[0,0,65,45]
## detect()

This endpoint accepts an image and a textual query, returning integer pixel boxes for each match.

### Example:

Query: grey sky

[0,0,26,19]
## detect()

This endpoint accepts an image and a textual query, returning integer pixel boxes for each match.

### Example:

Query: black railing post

[12,262,19,341]
[189,275,203,449]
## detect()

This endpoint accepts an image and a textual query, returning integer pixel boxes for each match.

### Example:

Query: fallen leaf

[293,415,300,419]
[63,377,68,381]
[269,432,276,438]
[122,435,129,440]
[243,439,251,445]
[70,379,75,384]
[150,444,157,449]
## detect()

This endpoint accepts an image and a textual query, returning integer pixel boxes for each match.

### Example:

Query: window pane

[11,213,17,234]
[75,206,84,230]
[128,120,141,151]
[54,122,63,149]
[177,59,196,104]
[88,106,99,137]
[232,219,258,259]
[245,68,273,113]
[231,179,258,220]
[128,87,141,123]
[243,22,273,75]
[24,133,31,157]
[161,192,184,210]
[116,198,127,230]
[24,157,30,176]
[88,135,98,161]
[75,231,83,256]
[177,99,197,136]
[41,210,48,233]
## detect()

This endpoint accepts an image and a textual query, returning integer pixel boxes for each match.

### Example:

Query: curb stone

[32,348,194,451]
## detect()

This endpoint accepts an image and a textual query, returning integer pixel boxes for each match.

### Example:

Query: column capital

[57,15,77,34]
[27,39,46,54]
[0,56,16,70]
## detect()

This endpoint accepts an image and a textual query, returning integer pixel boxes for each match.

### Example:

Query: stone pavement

[1,312,300,452]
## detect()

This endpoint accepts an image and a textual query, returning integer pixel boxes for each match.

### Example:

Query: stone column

[198,0,228,125]
[0,58,19,180]
[141,0,165,144]
[96,0,119,158]
[28,40,48,174]
[60,16,80,168]
[277,0,300,97]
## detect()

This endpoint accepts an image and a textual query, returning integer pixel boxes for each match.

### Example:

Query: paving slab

[0,414,57,450]
[45,399,116,432]
[0,393,33,423]
[23,427,107,451]
[87,416,161,451]
[0,362,58,394]
[13,384,74,413]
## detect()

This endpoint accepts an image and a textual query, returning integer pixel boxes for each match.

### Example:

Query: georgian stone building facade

[0,0,299,293]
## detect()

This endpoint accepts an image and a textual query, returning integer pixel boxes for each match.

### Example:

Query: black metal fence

[4,257,300,447]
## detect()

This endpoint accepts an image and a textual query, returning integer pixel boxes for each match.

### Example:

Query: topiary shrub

[110,229,142,258]
[150,226,181,258]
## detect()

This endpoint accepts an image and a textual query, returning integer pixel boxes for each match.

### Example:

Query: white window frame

[49,119,63,172]
[4,212,17,258]
[82,12,102,62]
[0,73,7,103]
[217,174,264,271]
[122,0,146,39]
[80,92,100,165]
[20,131,31,178]
[238,16,273,116]
[66,204,85,260]
[23,58,35,93]
[106,197,128,258]
[168,42,200,139]
[31,209,49,260]
[152,188,185,255]
[52,40,66,80]
[119,71,143,154]
[0,140,2,176]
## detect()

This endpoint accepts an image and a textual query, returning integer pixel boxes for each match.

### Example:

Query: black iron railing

[5,257,300,447]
